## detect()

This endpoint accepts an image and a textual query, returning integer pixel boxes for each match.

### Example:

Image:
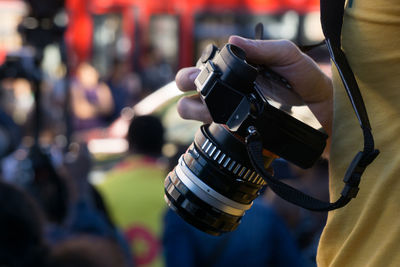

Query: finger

[177,95,212,123]
[229,35,329,103]
[175,67,200,92]
[228,36,303,67]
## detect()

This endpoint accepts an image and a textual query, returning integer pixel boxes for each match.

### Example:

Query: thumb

[228,36,303,67]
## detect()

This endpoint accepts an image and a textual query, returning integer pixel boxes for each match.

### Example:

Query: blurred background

[0,0,325,159]
[0,1,330,267]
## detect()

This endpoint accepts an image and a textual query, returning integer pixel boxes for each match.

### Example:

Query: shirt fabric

[96,155,167,267]
[317,0,400,266]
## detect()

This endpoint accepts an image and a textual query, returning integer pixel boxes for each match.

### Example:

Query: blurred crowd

[0,2,331,267]
[0,40,173,267]
[0,113,329,267]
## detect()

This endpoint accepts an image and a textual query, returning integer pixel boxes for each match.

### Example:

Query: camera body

[164,43,327,235]
[195,43,327,168]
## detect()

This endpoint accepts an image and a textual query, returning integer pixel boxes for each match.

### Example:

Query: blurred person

[1,110,68,190]
[47,235,129,267]
[0,181,49,267]
[18,144,70,225]
[106,59,144,119]
[140,45,174,94]
[0,77,35,126]
[96,115,168,267]
[70,62,114,132]
[47,142,134,267]
[174,0,399,263]
[1,140,133,266]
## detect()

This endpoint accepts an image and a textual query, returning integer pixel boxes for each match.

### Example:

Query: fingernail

[189,69,199,81]
[229,35,251,46]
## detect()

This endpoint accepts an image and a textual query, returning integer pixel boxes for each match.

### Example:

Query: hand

[176,36,333,138]
[176,67,212,123]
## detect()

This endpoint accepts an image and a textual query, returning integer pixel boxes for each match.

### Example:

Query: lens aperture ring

[198,137,266,186]
[164,169,242,234]
[175,155,251,216]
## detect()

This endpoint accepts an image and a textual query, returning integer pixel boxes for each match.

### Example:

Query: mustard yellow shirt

[317,0,400,266]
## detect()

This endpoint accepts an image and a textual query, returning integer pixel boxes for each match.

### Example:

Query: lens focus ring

[198,136,266,186]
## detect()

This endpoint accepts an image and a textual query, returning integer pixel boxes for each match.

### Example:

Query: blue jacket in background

[163,199,306,267]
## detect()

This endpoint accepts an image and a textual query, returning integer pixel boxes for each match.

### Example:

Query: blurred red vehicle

[66,0,322,74]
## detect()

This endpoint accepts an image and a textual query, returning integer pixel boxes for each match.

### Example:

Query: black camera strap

[246,0,379,211]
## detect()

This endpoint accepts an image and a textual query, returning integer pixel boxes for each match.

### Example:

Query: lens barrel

[164,123,270,235]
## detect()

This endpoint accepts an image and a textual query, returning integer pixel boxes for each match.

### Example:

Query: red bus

[65,0,322,75]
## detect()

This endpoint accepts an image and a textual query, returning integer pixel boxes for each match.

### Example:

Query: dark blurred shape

[25,0,65,19]
[47,235,128,267]
[46,142,134,266]
[127,115,165,156]
[163,199,307,267]
[0,52,69,225]
[19,0,66,51]
[305,45,331,64]
[17,0,72,146]
[0,181,49,267]
[0,108,21,159]
[140,45,174,94]
[106,59,143,120]
[0,52,41,145]
[26,145,69,224]
[264,159,329,266]
[0,54,41,82]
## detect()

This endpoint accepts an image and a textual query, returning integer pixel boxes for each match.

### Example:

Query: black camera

[164,43,328,235]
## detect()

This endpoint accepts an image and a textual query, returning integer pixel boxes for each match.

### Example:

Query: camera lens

[164,123,272,236]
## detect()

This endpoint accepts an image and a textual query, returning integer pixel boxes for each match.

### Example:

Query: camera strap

[246,0,379,211]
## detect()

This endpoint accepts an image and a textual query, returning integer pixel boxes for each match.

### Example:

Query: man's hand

[176,36,333,141]
[176,67,212,123]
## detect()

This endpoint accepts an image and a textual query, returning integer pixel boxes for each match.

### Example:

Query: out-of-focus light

[108,116,130,138]
[133,81,182,116]
[54,10,68,27]
[121,107,135,120]
[304,12,324,42]
[89,170,107,185]
[116,36,131,55]
[54,134,67,148]
[88,138,129,154]
[280,11,299,40]
[23,17,38,29]
[162,143,178,158]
